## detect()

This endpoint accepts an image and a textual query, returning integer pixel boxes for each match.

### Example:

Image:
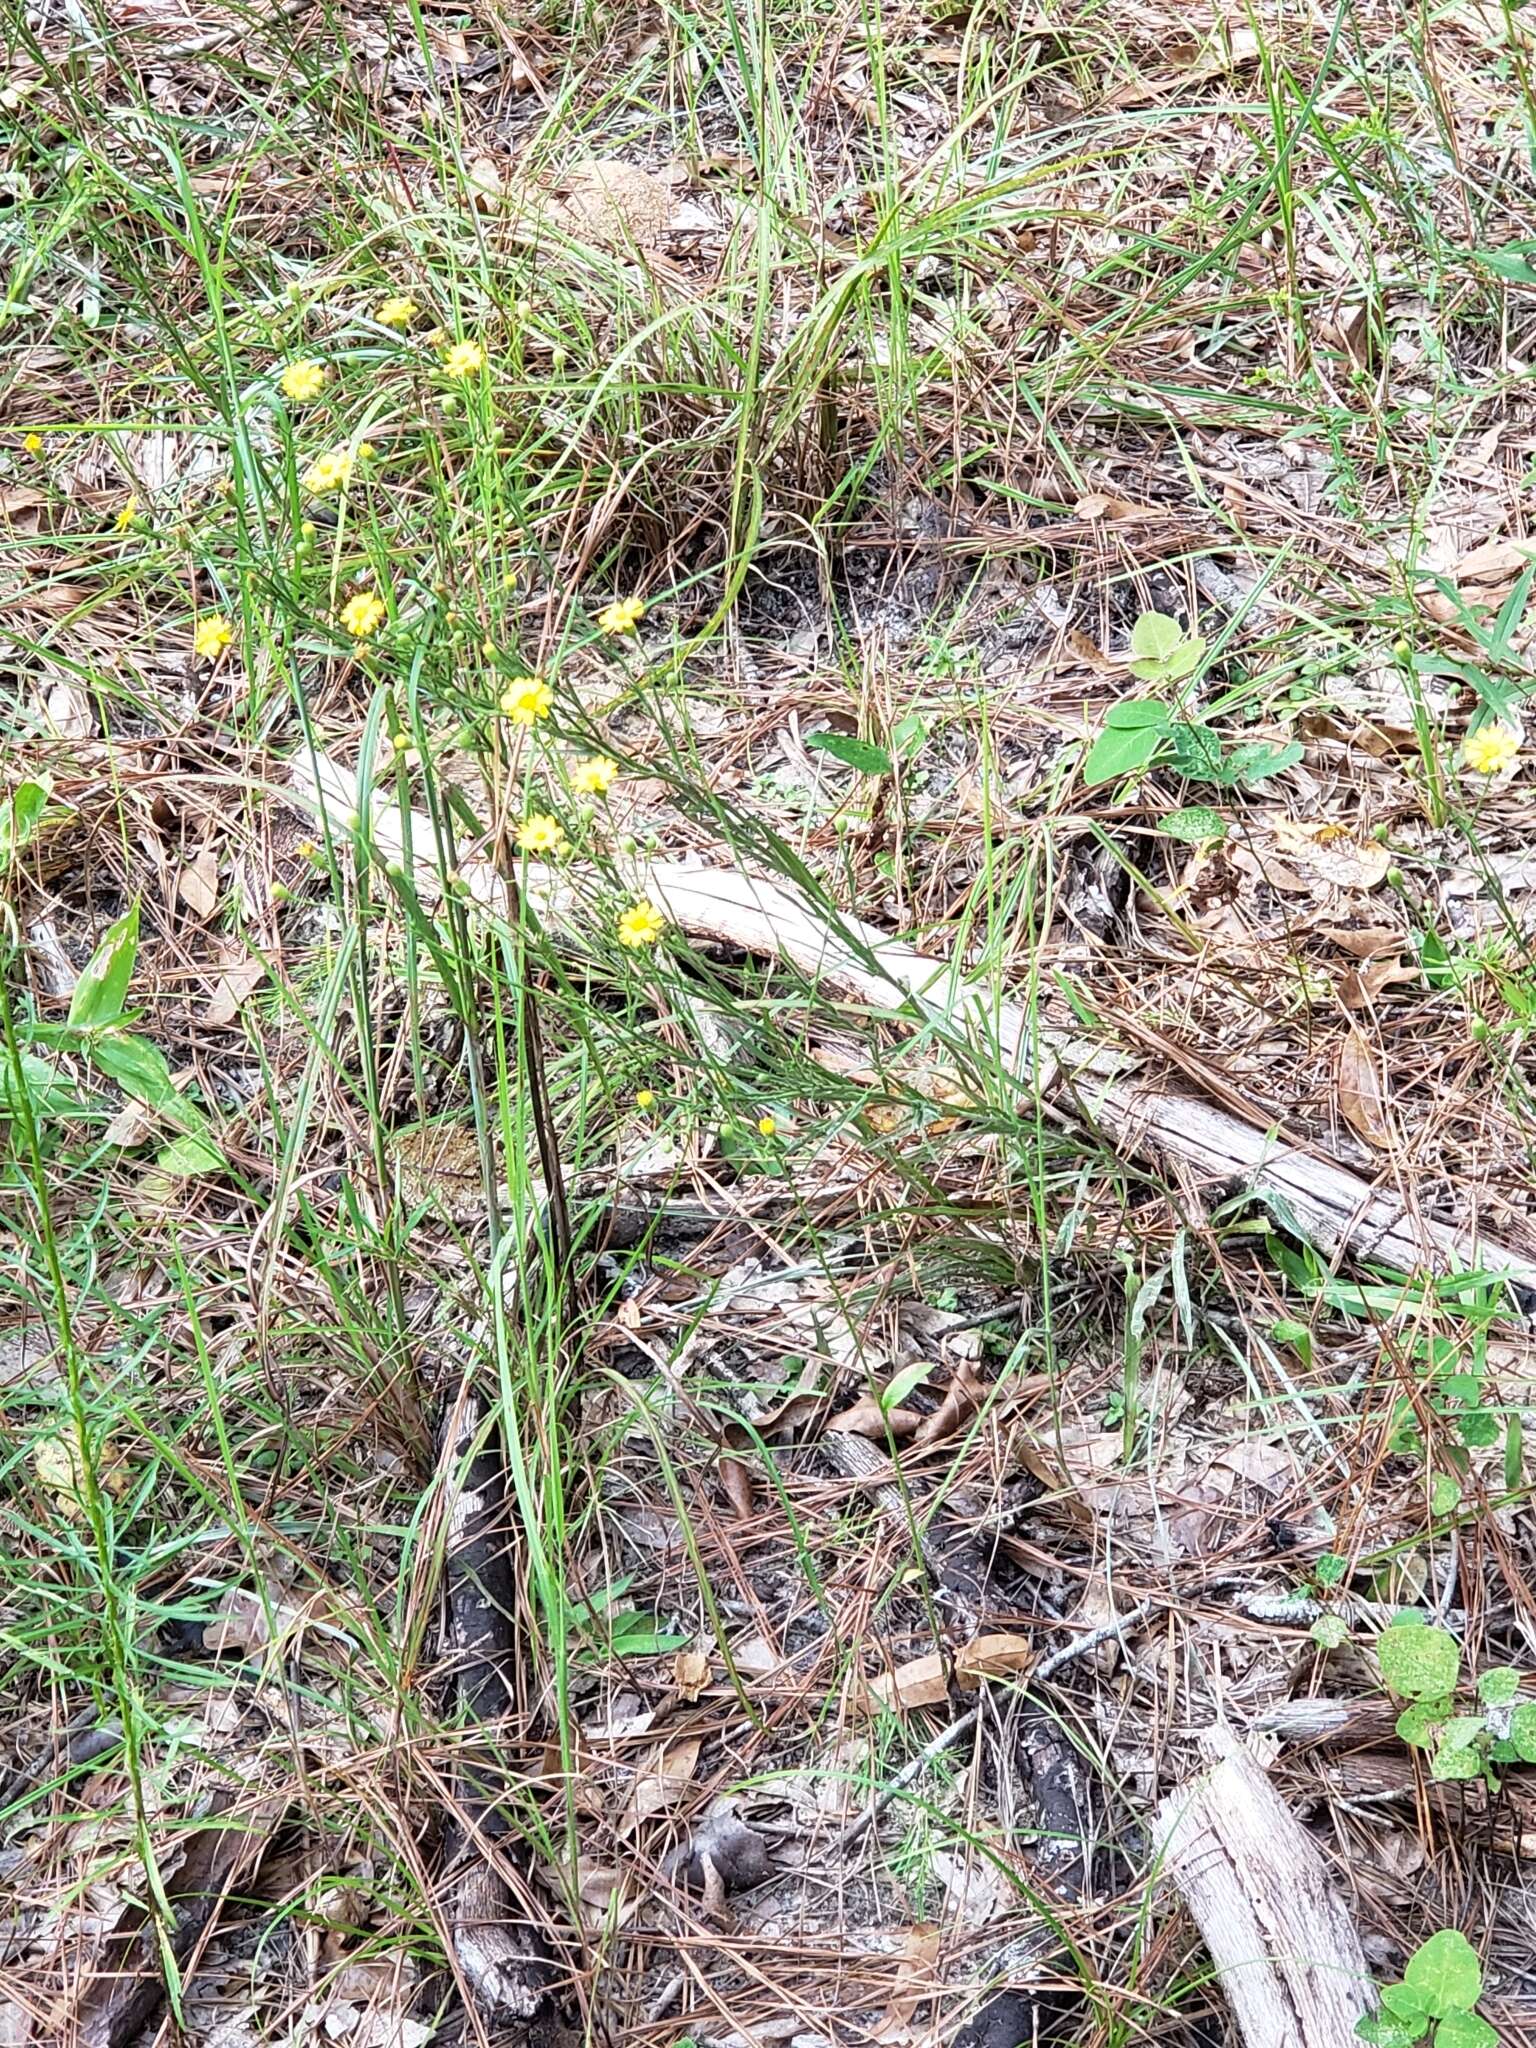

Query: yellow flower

[570,754,619,796]
[635,1088,656,1110]
[499,675,552,726]
[597,595,646,637]
[1462,722,1520,776]
[756,1115,777,1137]
[515,812,567,854]
[302,447,354,493]
[22,432,43,455]
[617,898,666,949]
[114,495,140,531]
[339,591,388,638]
[193,614,234,660]
[358,441,376,460]
[376,295,418,328]
[279,359,328,402]
[441,338,486,378]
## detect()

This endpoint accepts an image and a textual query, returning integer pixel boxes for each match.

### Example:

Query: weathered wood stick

[289,753,1536,1295]
[1154,1727,1373,2048]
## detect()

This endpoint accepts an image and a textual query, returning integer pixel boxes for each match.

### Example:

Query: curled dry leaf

[913,1358,986,1448]
[673,1647,710,1700]
[720,1389,829,1448]
[718,1455,754,1520]
[1336,1024,1391,1147]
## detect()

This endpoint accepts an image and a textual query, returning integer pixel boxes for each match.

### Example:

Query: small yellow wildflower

[515,813,567,854]
[279,359,328,402]
[1462,722,1520,777]
[597,595,646,637]
[481,638,498,660]
[302,447,354,494]
[441,338,487,378]
[339,591,388,638]
[22,432,43,455]
[635,1088,656,1111]
[500,676,553,726]
[193,614,234,661]
[570,755,619,796]
[391,731,412,753]
[376,295,419,328]
[114,495,140,531]
[358,441,376,461]
[757,1115,777,1137]
[617,898,666,949]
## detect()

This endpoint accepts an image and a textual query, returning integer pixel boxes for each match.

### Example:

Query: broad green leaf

[805,732,893,775]
[1395,1698,1453,1750]
[1168,721,1227,780]
[1378,1622,1460,1700]
[1229,739,1304,784]
[1430,1472,1462,1517]
[1129,608,1205,680]
[1380,1985,1428,2023]
[1476,1667,1520,1707]
[155,1133,224,1178]
[1310,1614,1348,1650]
[1507,1700,1536,1762]
[1083,720,1164,788]
[1314,1551,1347,1587]
[1355,2011,1425,2048]
[1436,2013,1496,2048]
[882,1359,934,1412]
[1104,698,1172,729]
[91,1032,178,1113]
[1163,805,1227,844]
[1434,1715,1486,1759]
[1457,1408,1499,1448]
[1403,1930,1481,2017]
[67,904,140,1031]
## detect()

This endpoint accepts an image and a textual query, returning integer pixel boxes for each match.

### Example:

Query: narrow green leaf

[67,904,140,1031]
[155,1133,225,1178]
[805,732,893,775]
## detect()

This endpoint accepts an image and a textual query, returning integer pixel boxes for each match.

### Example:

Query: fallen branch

[1154,1726,1373,2048]
[289,754,1536,1295]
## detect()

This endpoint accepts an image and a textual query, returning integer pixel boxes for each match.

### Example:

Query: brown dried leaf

[44,679,93,739]
[870,1632,1036,1709]
[718,1455,754,1520]
[1318,925,1407,960]
[1337,1025,1390,1147]
[619,1735,701,1833]
[202,953,266,1026]
[177,843,220,918]
[828,1394,920,1440]
[873,1924,942,2043]
[1266,819,1391,894]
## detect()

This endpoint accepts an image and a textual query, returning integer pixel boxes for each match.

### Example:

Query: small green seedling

[1084,611,1301,788]
[1376,1616,1536,1785]
[1357,1928,1495,2048]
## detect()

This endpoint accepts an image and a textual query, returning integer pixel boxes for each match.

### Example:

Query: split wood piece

[439,1386,553,2022]
[66,1795,281,2048]
[289,755,1536,1298]
[1154,1726,1373,2048]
